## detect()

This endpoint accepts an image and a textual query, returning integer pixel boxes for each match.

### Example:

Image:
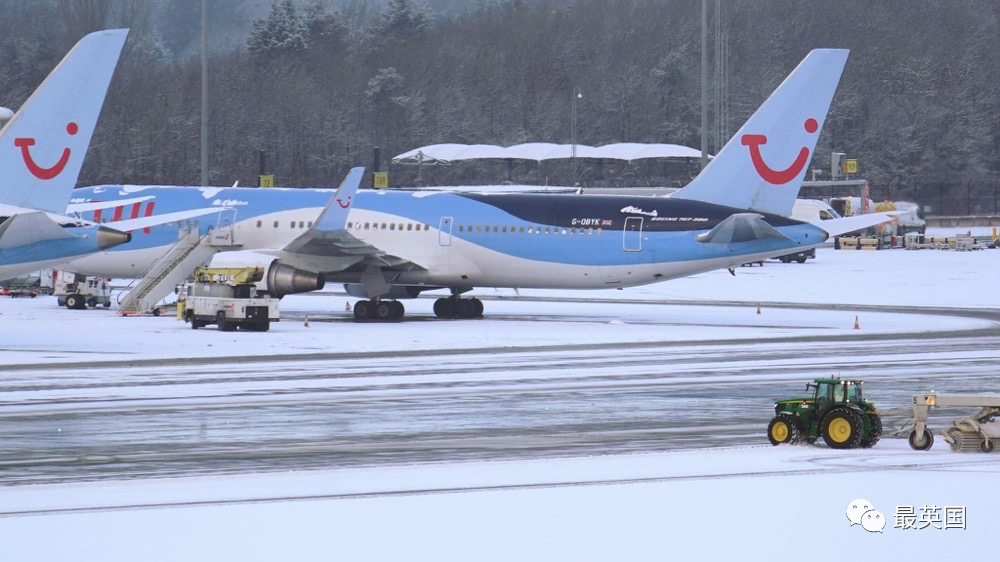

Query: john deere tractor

[767,378,881,449]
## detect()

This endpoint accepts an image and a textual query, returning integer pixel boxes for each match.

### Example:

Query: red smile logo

[336,196,352,209]
[14,122,78,180]
[742,118,818,185]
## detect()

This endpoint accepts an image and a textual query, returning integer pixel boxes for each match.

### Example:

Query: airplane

[0,29,225,281]
[63,48,896,321]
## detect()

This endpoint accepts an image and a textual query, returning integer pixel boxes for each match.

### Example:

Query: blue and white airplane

[65,49,894,320]
[0,29,224,280]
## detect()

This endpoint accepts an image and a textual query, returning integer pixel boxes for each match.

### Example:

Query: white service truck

[54,272,112,309]
[183,267,279,332]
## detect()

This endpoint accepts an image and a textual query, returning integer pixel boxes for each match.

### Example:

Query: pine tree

[247,0,308,54]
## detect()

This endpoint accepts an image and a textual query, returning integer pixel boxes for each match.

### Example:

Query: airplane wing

[279,168,424,272]
[0,211,75,249]
[110,207,228,233]
[66,195,155,213]
[695,213,792,244]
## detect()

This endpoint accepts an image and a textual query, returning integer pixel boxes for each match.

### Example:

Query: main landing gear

[353,299,404,321]
[433,296,483,319]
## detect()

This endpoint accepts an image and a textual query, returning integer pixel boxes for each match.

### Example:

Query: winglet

[311,167,364,232]
[0,29,129,213]
[672,49,849,216]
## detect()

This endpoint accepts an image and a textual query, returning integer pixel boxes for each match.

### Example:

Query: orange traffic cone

[304,314,310,328]
[853,315,860,330]
[756,304,761,315]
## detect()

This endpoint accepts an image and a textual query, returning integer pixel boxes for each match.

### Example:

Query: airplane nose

[96,225,132,250]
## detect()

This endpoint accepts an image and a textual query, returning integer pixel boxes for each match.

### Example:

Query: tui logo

[742,118,817,185]
[337,195,352,209]
[14,122,78,180]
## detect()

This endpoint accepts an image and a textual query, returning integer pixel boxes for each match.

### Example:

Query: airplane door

[438,217,453,246]
[623,217,643,252]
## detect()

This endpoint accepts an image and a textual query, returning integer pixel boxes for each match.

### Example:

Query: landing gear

[433,296,483,319]
[353,299,404,321]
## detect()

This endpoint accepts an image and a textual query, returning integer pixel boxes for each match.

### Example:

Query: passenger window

[501,226,507,233]
[519,226,525,233]
[596,228,602,235]
[390,223,396,230]
[381,223,387,230]
[299,221,304,228]
[458,225,464,232]
[424,224,430,231]
[493,226,498,233]
[309,221,313,227]
[364,222,370,230]
[290,221,295,228]
[476,226,481,232]
[587,228,593,235]
[407,224,413,231]
[273,221,279,228]
[256,220,262,228]
[347,222,352,229]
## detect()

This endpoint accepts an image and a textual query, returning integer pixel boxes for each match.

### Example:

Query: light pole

[571,87,582,186]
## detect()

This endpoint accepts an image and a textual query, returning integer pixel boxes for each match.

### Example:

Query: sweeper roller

[907,394,1000,452]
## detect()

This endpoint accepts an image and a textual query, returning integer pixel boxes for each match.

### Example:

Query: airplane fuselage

[66,186,826,291]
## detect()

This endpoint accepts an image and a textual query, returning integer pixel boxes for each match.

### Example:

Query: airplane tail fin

[0,29,129,214]
[672,49,849,217]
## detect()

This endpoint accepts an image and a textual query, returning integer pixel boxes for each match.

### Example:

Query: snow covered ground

[2,246,999,560]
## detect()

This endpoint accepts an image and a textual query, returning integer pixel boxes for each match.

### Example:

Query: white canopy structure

[392,142,703,164]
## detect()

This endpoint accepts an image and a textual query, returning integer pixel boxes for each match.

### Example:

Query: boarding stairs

[117,225,239,315]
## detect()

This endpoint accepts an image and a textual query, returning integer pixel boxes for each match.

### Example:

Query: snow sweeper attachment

[767,378,882,449]
[900,394,1000,452]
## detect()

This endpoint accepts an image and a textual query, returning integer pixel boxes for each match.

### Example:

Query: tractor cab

[807,378,865,418]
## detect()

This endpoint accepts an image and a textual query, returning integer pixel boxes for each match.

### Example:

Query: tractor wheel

[767,416,799,446]
[65,294,83,310]
[821,408,863,449]
[908,428,934,451]
[860,412,883,448]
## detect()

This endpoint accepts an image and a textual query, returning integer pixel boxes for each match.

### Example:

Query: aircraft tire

[456,298,474,318]
[354,300,373,320]
[433,298,454,318]
[471,298,484,317]
[375,301,393,321]
[390,301,404,320]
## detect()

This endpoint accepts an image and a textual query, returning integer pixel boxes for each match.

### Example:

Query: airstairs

[118,224,238,315]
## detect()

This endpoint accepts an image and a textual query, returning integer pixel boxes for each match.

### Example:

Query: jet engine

[208,251,325,297]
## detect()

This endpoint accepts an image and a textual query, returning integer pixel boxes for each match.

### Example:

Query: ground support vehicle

[54,274,111,309]
[776,248,816,263]
[767,378,882,449]
[184,267,278,332]
[903,394,1000,452]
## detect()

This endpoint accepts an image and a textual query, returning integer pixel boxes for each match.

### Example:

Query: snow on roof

[392,142,703,164]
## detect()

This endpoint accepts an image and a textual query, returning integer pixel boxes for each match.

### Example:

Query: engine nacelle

[209,252,325,297]
[343,283,426,299]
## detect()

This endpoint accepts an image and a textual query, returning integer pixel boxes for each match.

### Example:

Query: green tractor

[767,378,882,449]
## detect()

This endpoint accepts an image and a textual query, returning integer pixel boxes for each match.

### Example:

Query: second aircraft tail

[672,49,849,217]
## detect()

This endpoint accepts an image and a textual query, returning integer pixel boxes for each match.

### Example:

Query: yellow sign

[845,159,858,174]
[258,175,275,188]
[373,172,389,189]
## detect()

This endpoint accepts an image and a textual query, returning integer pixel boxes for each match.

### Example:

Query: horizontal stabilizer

[812,212,899,237]
[695,213,792,244]
[0,211,75,249]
